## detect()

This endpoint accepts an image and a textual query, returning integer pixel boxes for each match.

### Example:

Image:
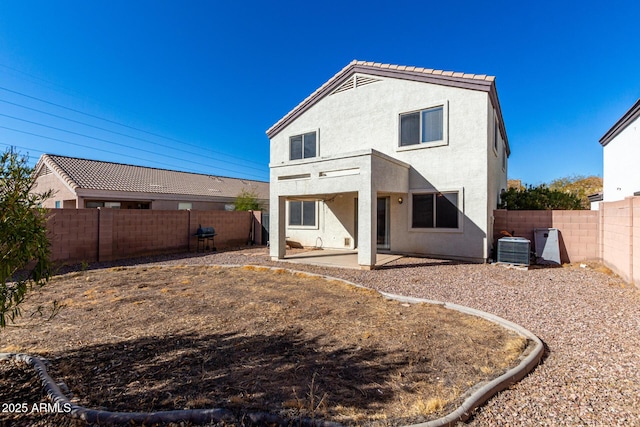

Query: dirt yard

[1,265,530,426]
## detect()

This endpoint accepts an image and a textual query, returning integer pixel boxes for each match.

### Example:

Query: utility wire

[0,112,268,179]
[0,85,266,167]
[0,125,268,180]
[0,98,266,173]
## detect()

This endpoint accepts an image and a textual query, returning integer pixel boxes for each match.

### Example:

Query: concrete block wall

[599,197,637,285]
[493,209,599,263]
[551,210,599,261]
[494,202,639,287]
[111,210,188,260]
[45,209,262,264]
[190,210,254,250]
[634,198,640,287]
[47,209,99,264]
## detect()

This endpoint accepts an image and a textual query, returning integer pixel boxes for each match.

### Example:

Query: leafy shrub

[0,150,53,327]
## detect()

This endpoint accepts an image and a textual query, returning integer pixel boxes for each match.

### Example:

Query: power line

[0,97,267,173]
[0,85,266,167]
[0,126,269,180]
[0,112,268,179]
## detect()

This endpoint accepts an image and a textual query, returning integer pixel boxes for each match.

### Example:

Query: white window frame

[289,130,319,161]
[397,100,448,152]
[178,202,193,210]
[287,200,319,229]
[408,188,463,233]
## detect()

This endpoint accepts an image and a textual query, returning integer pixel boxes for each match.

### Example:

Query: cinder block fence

[46,209,262,264]
[493,196,640,287]
[44,198,639,287]
[493,209,599,263]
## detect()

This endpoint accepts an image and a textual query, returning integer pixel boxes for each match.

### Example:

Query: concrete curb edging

[276,266,545,427]
[0,352,342,427]
[1,264,544,426]
[376,293,544,426]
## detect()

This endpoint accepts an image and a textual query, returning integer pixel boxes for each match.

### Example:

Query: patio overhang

[270,149,409,197]
[270,149,410,269]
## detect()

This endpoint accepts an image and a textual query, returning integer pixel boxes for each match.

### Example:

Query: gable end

[266,60,498,140]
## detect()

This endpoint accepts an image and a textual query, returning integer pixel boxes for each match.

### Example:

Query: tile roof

[38,154,269,200]
[266,60,506,150]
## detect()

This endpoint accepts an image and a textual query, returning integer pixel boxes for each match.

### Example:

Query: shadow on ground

[48,330,407,420]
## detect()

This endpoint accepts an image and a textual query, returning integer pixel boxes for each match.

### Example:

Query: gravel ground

[65,247,640,426]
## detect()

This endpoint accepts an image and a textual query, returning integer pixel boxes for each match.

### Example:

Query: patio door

[377,197,390,250]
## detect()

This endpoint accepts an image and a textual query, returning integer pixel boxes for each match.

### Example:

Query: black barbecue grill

[195,225,217,252]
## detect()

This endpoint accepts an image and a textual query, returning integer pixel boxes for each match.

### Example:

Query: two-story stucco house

[267,60,509,269]
[599,98,640,202]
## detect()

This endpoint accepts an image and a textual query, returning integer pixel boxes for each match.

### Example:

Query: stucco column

[357,188,376,269]
[270,196,286,260]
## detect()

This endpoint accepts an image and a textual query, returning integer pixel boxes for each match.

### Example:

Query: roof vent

[332,76,355,94]
[331,74,381,95]
[355,75,381,87]
[38,165,52,177]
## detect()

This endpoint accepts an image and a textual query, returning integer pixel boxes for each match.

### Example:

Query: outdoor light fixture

[398,197,403,204]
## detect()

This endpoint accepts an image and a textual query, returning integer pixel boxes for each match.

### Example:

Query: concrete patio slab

[281,249,402,269]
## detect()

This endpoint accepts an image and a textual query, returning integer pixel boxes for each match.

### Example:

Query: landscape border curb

[1,264,544,426]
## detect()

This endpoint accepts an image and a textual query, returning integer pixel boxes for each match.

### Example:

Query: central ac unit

[497,237,531,266]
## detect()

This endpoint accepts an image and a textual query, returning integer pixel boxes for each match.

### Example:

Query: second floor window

[400,106,444,146]
[290,131,317,160]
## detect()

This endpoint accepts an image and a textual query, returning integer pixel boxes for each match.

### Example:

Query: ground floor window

[412,191,459,229]
[85,201,150,209]
[288,200,316,227]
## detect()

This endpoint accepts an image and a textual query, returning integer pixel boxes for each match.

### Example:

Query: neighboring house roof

[599,98,640,146]
[35,154,269,200]
[266,59,510,155]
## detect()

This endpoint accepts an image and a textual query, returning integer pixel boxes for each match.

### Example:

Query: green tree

[233,188,261,211]
[499,184,584,210]
[548,175,603,209]
[1,150,53,327]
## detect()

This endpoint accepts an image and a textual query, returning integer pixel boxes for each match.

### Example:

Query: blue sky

[0,0,638,184]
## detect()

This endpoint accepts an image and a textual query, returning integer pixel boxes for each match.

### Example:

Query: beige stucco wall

[487,100,509,255]
[270,74,507,262]
[34,172,77,208]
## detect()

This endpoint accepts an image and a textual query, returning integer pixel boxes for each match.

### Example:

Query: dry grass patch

[0,266,531,426]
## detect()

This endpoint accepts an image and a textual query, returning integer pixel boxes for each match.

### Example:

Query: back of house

[267,60,509,268]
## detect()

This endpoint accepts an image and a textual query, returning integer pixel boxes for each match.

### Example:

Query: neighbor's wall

[599,197,640,286]
[47,209,99,263]
[494,205,640,287]
[35,172,77,208]
[151,199,229,211]
[493,209,599,263]
[46,209,261,264]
